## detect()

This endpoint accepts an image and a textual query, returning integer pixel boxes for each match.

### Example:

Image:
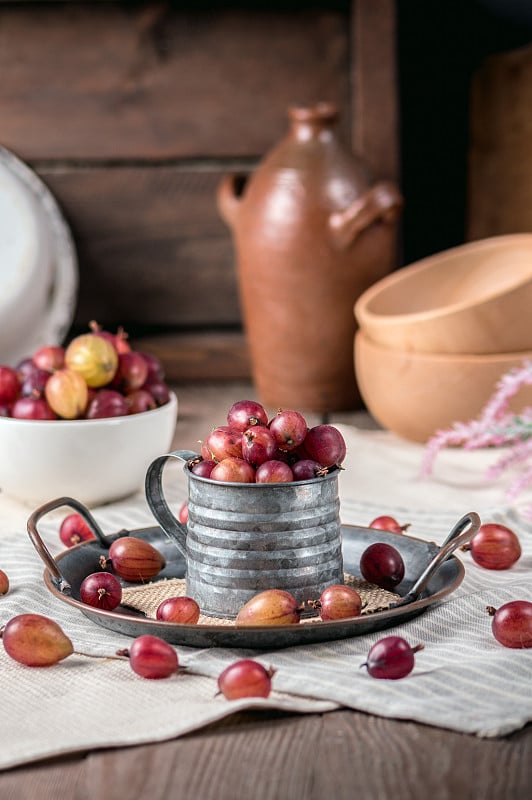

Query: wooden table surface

[2,383,530,800]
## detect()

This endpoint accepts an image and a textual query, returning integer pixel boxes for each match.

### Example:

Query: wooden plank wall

[0,0,398,381]
[468,43,532,241]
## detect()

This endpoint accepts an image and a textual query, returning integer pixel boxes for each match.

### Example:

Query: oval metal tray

[30,507,466,649]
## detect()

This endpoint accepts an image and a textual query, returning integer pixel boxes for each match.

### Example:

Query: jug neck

[288,103,339,143]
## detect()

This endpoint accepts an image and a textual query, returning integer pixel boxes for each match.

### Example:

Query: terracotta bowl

[354,331,532,443]
[354,234,532,354]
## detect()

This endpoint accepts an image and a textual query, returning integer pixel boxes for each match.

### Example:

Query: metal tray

[28,498,470,649]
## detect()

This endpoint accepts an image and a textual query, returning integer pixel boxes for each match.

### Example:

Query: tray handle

[27,496,108,593]
[393,511,481,607]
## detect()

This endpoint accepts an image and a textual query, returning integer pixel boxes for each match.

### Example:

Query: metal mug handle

[27,496,109,593]
[145,449,198,558]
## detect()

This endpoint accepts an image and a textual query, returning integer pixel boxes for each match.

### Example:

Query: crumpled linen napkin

[0,423,531,770]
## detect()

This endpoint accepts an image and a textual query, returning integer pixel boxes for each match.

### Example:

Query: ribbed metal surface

[145,450,344,618]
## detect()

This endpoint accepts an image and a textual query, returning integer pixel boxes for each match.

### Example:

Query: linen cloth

[0,423,531,770]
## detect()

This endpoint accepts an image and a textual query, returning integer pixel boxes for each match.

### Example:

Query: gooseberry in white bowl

[0,391,177,507]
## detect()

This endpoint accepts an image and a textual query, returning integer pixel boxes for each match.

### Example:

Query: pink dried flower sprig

[422,361,532,510]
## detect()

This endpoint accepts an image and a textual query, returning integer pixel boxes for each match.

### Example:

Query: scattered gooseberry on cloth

[464,523,521,570]
[1,613,74,667]
[360,542,405,590]
[156,596,200,624]
[487,601,532,648]
[217,659,275,699]
[361,636,424,679]
[236,589,301,626]
[0,569,9,595]
[369,515,409,534]
[80,572,122,611]
[118,635,179,679]
[103,536,166,582]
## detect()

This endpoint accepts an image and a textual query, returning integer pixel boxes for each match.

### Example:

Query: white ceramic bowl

[0,393,178,508]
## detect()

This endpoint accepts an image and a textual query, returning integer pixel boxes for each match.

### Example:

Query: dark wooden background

[0,0,398,381]
[2,0,531,383]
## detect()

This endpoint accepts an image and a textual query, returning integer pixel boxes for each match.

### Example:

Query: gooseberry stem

[73,649,125,660]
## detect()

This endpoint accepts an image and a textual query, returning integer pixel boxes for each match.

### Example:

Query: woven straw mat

[121,574,399,626]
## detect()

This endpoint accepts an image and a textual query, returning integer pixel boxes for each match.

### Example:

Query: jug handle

[145,449,199,558]
[217,173,247,229]
[328,181,403,250]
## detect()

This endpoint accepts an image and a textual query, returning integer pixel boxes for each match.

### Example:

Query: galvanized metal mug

[145,449,344,618]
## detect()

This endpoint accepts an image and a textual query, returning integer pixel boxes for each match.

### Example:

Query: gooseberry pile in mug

[0,322,171,420]
[189,399,347,484]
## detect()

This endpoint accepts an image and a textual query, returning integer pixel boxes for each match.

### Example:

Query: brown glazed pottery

[218,103,402,412]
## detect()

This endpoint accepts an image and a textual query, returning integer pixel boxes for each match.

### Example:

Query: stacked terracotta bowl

[353,234,532,443]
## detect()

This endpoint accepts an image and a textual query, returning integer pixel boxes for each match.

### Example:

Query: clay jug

[218,102,402,413]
